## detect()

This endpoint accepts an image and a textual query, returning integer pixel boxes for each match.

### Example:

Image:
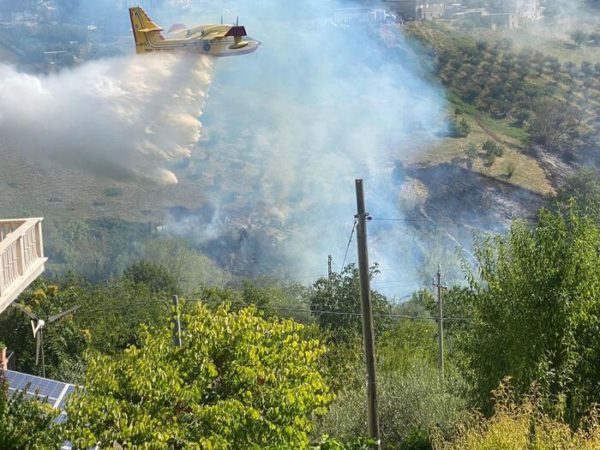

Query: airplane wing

[201,25,247,41]
[203,30,229,40]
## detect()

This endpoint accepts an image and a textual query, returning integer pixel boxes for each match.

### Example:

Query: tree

[310,264,392,340]
[570,30,587,47]
[0,374,62,449]
[512,110,530,128]
[0,280,88,380]
[457,118,471,137]
[123,260,179,294]
[139,237,230,293]
[465,143,479,162]
[555,168,600,216]
[448,117,471,138]
[64,303,333,448]
[482,140,504,157]
[456,205,600,421]
[0,274,175,380]
[529,97,582,151]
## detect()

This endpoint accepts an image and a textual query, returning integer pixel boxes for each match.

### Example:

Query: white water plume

[0,54,213,184]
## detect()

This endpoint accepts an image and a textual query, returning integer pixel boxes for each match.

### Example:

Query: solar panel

[4,369,76,409]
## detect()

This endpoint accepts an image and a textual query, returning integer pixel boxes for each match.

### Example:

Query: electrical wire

[371,217,455,223]
[75,295,471,323]
[340,220,357,269]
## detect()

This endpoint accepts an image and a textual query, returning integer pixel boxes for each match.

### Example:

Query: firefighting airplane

[129,6,260,56]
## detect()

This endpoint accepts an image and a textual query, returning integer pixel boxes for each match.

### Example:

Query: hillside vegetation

[405,21,599,192]
[3,199,600,448]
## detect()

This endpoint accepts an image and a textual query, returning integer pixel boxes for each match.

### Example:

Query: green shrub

[505,161,517,178]
[65,303,333,448]
[481,140,504,157]
[317,365,467,449]
[0,374,62,449]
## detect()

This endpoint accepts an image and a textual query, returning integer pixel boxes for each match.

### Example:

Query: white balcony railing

[0,218,47,315]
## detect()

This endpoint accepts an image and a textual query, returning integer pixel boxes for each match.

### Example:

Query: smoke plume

[165,0,449,293]
[0,54,213,184]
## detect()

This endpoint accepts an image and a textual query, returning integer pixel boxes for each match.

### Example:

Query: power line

[340,220,357,269]
[71,296,472,323]
[371,217,456,224]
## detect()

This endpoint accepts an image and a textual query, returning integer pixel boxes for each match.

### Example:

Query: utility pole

[172,294,182,347]
[433,266,447,382]
[354,179,381,449]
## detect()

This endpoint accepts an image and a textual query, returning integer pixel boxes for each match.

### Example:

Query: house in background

[384,0,446,20]
[488,0,542,27]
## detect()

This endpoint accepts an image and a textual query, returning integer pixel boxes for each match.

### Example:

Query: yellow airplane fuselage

[129,7,260,57]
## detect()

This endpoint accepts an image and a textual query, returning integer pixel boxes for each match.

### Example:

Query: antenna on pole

[221,14,223,24]
[354,179,381,449]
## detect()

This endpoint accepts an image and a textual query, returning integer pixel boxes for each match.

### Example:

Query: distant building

[384,0,446,20]
[484,12,518,29]
[333,7,397,24]
[0,2,37,23]
[489,0,541,26]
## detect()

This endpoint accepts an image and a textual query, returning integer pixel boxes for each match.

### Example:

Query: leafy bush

[570,30,587,47]
[504,161,516,178]
[317,365,467,449]
[0,374,62,449]
[481,140,504,158]
[65,303,333,448]
[464,144,478,160]
[455,205,600,421]
[448,118,471,138]
[123,260,179,294]
[310,264,392,341]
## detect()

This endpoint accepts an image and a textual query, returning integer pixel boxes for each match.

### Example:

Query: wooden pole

[355,179,380,449]
[433,266,446,381]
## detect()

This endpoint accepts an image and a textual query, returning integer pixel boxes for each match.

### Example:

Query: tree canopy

[64,303,333,449]
[457,205,600,421]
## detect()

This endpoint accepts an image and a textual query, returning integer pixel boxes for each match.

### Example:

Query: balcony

[0,218,47,314]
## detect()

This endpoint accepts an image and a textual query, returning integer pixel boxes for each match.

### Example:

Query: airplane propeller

[12,303,79,378]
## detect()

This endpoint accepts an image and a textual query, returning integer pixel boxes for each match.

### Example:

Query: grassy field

[468,21,600,66]
[0,147,206,224]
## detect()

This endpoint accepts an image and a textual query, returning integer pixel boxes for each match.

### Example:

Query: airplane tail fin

[129,7,165,54]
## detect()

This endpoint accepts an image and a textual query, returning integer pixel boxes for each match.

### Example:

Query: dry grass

[434,382,600,450]
[406,115,554,196]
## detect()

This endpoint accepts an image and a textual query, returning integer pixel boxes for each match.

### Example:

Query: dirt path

[474,116,521,149]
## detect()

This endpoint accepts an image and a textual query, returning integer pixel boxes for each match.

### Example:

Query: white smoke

[163,1,450,292]
[0,54,213,184]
